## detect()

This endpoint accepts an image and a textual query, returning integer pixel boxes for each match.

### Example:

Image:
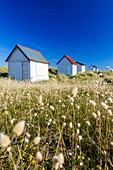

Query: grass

[0,66,8,77]
[0,75,113,169]
[0,66,8,73]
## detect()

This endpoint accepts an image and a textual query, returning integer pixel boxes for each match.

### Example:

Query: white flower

[89,100,96,107]
[26,133,30,138]
[36,151,42,162]
[77,123,81,127]
[76,105,80,110]
[34,113,37,117]
[52,156,58,164]
[7,146,11,152]
[108,97,113,103]
[34,136,41,145]
[68,152,72,156]
[92,112,97,118]
[86,121,90,126]
[78,135,82,141]
[68,95,74,102]
[25,137,29,143]
[77,128,80,135]
[59,100,62,103]
[103,151,107,155]
[62,104,65,107]
[49,119,52,123]
[58,153,64,168]
[63,122,66,126]
[110,142,113,145]
[71,87,78,97]
[0,133,10,147]
[77,145,80,149]
[38,95,43,106]
[80,162,83,166]
[97,111,101,117]
[54,162,59,170]
[50,105,54,110]
[69,122,73,128]
[5,111,8,115]
[13,120,25,136]
[47,122,50,126]
[101,102,109,110]
[61,115,66,119]
[10,118,15,125]
[108,109,112,116]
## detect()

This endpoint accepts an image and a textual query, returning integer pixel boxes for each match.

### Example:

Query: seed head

[38,95,43,106]
[92,112,97,118]
[78,135,82,141]
[89,100,96,107]
[52,156,58,164]
[50,105,54,110]
[71,87,78,97]
[77,128,80,135]
[101,102,109,110]
[86,121,90,126]
[0,133,10,147]
[69,122,73,128]
[34,136,41,145]
[77,123,81,127]
[58,153,64,168]
[13,120,25,136]
[36,151,42,162]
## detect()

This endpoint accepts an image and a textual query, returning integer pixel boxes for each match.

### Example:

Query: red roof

[57,55,77,65]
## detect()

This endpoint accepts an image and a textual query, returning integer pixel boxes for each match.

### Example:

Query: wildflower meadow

[0,74,113,169]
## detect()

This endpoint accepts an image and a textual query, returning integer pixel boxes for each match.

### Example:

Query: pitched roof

[57,55,77,65]
[89,64,98,68]
[76,62,85,66]
[5,44,49,64]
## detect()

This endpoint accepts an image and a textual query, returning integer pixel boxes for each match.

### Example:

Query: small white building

[5,44,49,82]
[89,65,98,71]
[57,55,77,76]
[76,62,86,72]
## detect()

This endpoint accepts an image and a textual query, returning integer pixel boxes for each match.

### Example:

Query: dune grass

[0,77,113,169]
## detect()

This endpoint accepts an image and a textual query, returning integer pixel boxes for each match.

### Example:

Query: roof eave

[29,59,49,64]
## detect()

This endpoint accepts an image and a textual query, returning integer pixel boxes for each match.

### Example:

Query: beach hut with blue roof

[5,44,49,82]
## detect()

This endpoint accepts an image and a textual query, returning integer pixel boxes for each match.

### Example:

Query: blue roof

[76,62,85,66]
[6,44,49,64]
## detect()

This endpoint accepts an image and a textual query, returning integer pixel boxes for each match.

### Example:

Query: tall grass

[0,78,113,169]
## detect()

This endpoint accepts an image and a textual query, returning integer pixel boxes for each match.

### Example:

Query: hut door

[22,62,28,80]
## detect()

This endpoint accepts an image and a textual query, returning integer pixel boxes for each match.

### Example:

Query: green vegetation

[0,73,113,169]
[0,66,8,77]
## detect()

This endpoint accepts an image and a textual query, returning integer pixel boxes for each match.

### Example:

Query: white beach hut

[57,55,77,76]
[76,62,86,72]
[5,44,49,82]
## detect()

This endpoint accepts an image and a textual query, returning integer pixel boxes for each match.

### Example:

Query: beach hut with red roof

[57,55,77,76]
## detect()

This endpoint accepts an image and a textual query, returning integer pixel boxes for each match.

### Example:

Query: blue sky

[0,0,113,70]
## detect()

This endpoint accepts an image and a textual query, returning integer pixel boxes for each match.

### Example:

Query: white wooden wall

[7,48,49,81]
[30,61,49,82]
[77,65,85,72]
[7,49,30,80]
[72,65,77,75]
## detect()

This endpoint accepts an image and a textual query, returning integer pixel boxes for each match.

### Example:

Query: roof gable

[6,44,49,64]
[57,55,77,65]
[89,64,98,68]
